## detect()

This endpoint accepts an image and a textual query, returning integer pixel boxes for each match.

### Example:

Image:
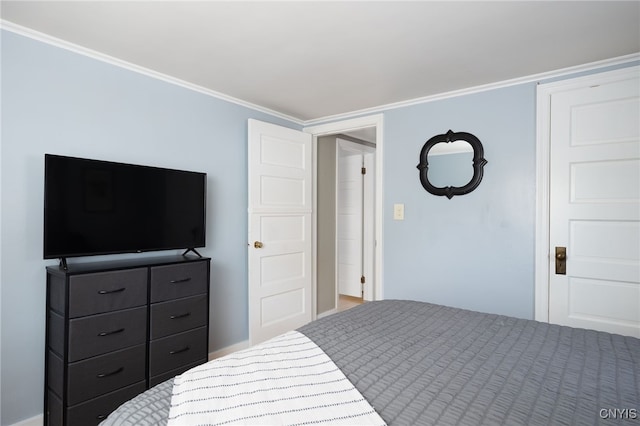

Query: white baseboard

[10,414,43,426]
[208,339,250,360]
[317,308,337,319]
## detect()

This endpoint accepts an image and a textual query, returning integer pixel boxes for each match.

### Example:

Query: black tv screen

[44,154,206,260]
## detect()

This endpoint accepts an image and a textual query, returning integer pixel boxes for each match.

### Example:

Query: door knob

[555,246,566,275]
[254,241,263,249]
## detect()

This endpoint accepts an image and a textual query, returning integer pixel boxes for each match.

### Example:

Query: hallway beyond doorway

[338,294,363,312]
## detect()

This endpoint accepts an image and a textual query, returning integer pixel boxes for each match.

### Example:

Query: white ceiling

[1,1,639,123]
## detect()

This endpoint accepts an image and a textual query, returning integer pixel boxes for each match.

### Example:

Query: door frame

[534,66,640,322]
[305,114,385,309]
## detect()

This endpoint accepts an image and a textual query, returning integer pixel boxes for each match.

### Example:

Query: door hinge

[360,275,365,284]
[361,167,366,175]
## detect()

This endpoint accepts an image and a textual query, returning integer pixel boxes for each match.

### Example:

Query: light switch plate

[393,203,405,220]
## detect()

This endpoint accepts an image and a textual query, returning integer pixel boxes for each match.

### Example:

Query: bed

[101,299,640,425]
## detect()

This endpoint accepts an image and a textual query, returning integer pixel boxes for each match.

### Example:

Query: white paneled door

[336,139,376,299]
[337,151,364,298]
[248,119,313,345]
[548,69,640,337]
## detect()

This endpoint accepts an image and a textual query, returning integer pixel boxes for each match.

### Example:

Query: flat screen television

[43,154,206,261]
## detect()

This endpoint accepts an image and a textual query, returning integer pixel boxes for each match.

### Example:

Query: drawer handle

[96,414,107,421]
[97,287,126,295]
[97,328,125,337]
[96,367,124,378]
[170,312,191,320]
[169,346,190,355]
[170,277,192,284]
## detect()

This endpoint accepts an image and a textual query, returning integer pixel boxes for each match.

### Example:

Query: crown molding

[303,53,640,126]
[0,20,305,126]
[2,20,638,127]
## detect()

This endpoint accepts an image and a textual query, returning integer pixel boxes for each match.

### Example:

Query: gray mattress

[102,300,640,425]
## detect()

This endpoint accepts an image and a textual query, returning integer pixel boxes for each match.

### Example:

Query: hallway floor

[338,294,363,312]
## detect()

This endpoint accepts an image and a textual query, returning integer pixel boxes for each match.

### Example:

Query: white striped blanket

[167,331,386,426]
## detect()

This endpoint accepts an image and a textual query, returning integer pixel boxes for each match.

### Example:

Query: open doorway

[305,114,384,319]
[316,129,376,316]
[247,116,382,343]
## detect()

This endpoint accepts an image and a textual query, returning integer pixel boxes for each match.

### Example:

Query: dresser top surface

[46,255,210,276]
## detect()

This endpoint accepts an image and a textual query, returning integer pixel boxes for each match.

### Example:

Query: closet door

[547,68,639,337]
[337,150,364,298]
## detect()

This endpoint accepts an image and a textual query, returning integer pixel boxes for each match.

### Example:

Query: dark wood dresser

[44,255,210,426]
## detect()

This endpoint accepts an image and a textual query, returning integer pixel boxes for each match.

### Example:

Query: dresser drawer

[68,268,147,318]
[149,359,207,387]
[149,327,207,377]
[66,381,145,426]
[48,352,64,399]
[150,295,207,339]
[47,391,63,426]
[150,262,207,303]
[67,344,146,406]
[66,306,147,362]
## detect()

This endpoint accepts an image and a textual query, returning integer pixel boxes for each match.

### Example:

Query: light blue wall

[379,60,639,319]
[0,30,300,425]
[383,84,537,318]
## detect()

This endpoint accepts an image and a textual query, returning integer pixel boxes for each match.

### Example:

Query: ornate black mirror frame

[416,130,488,199]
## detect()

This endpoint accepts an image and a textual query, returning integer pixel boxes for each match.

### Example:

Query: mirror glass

[427,140,474,188]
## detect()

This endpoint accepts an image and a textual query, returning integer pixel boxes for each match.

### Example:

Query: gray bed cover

[102,300,639,425]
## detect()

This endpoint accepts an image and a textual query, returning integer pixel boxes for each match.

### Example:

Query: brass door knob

[254,241,264,249]
[555,246,567,275]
